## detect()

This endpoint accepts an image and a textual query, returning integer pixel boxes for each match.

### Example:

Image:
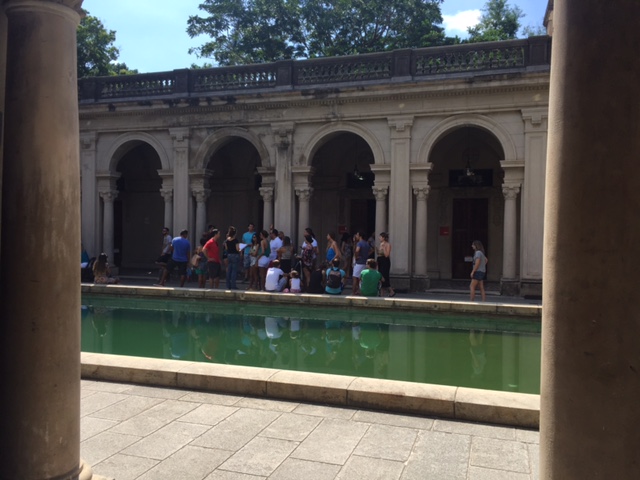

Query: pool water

[81,295,541,394]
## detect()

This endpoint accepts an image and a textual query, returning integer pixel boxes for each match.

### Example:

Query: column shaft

[101,192,116,262]
[541,1,640,478]
[413,187,429,276]
[502,186,519,280]
[0,2,83,478]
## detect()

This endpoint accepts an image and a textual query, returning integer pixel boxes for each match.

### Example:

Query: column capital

[3,0,84,18]
[502,184,521,200]
[160,188,173,203]
[372,186,388,201]
[295,186,313,201]
[191,188,210,204]
[80,132,97,151]
[413,185,430,201]
[388,115,414,133]
[169,127,191,144]
[98,190,118,203]
[521,107,548,132]
[259,186,274,202]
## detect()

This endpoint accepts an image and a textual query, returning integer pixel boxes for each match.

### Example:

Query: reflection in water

[81,298,541,394]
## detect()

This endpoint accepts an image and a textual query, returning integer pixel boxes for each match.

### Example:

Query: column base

[519,280,542,299]
[389,274,411,293]
[410,275,430,292]
[500,279,521,296]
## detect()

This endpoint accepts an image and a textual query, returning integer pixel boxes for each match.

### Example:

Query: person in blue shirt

[157,229,191,287]
[324,257,345,295]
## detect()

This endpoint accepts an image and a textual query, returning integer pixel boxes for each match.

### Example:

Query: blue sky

[81,0,548,73]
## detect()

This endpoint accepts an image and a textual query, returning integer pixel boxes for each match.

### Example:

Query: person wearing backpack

[324,257,345,295]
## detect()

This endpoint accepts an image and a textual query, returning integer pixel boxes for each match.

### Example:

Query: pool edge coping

[81,352,540,429]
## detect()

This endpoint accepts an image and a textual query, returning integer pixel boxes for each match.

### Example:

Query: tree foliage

[466,0,524,43]
[77,12,137,78]
[187,0,451,66]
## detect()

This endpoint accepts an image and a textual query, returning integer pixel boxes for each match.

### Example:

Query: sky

[81,0,548,73]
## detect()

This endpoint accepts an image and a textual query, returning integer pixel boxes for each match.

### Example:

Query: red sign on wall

[439,226,450,236]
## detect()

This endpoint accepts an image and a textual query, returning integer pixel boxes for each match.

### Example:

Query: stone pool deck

[82,283,541,479]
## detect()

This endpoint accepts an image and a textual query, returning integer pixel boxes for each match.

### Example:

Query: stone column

[0,1,93,479]
[160,188,173,232]
[501,184,520,281]
[295,186,313,241]
[272,122,295,234]
[99,190,118,262]
[413,186,429,276]
[372,186,388,238]
[259,186,274,230]
[541,1,640,479]
[192,188,210,240]
[170,128,190,232]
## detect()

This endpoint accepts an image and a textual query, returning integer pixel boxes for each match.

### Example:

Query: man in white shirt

[265,260,287,292]
[269,228,283,262]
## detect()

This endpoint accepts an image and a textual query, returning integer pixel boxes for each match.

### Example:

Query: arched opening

[427,126,506,282]
[204,137,263,232]
[113,142,163,268]
[310,132,375,246]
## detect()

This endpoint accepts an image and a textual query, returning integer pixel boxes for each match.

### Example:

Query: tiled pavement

[82,380,539,480]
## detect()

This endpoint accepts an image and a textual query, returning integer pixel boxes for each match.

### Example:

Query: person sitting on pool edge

[265,259,287,292]
[360,258,383,297]
[324,257,345,295]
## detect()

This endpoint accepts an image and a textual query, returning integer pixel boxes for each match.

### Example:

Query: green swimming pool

[81,295,541,394]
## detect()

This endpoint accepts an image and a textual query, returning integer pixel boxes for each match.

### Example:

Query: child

[191,246,207,288]
[92,253,119,284]
[325,257,345,295]
[360,258,383,297]
[287,270,302,293]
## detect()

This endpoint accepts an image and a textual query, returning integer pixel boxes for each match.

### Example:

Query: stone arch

[417,114,518,164]
[194,127,270,170]
[104,131,171,172]
[298,122,386,167]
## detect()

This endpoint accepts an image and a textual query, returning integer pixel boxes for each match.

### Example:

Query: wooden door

[451,198,488,279]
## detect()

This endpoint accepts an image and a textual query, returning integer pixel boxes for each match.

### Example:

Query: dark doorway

[350,199,376,238]
[452,198,488,279]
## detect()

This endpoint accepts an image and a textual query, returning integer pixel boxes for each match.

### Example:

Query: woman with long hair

[224,226,241,289]
[325,232,340,264]
[248,233,260,290]
[377,232,395,297]
[92,253,119,284]
[277,236,294,274]
[470,240,488,301]
[257,230,271,290]
[340,232,353,278]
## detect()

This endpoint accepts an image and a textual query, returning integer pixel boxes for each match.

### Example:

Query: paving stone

[259,412,322,442]
[336,455,404,480]
[218,436,298,477]
[89,395,165,422]
[470,436,530,474]
[137,445,232,480]
[81,431,142,466]
[109,399,200,436]
[178,403,239,426]
[401,430,471,480]
[235,396,299,412]
[92,454,158,480]
[269,458,341,480]
[191,408,282,451]
[121,421,210,460]
[81,389,98,399]
[204,470,266,479]
[121,384,190,399]
[291,418,370,465]
[353,424,418,462]
[82,380,133,393]
[81,416,118,442]
[292,403,356,420]
[352,410,434,430]
[434,419,515,440]
[81,391,129,417]
[179,391,243,406]
[516,428,540,444]
[467,465,532,480]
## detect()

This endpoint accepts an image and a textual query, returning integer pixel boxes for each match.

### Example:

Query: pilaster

[80,131,97,257]
[170,127,190,232]
[271,122,295,235]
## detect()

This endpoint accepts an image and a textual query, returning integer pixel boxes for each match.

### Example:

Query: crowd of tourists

[153,222,397,297]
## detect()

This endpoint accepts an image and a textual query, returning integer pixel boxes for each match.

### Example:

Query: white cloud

[442,10,482,36]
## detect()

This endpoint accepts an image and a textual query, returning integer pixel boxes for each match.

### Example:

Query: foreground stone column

[0,1,89,478]
[541,1,640,479]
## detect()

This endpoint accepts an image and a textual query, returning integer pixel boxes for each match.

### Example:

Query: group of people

[153,223,399,297]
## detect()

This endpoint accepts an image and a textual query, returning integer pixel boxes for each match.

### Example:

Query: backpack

[326,267,342,289]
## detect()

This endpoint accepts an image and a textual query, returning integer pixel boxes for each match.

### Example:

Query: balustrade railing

[78,36,550,103]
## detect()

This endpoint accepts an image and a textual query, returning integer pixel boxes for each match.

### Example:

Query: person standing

[157,230,191,287]
[241,222,255,282]
[325,232,341,264]
[470,240,488,302]
[352,231,370,295]
[155,227,172,283]
[224,226,241,290]
[203,229,221,289]
[269,229,283,264]
[377,232,396,297]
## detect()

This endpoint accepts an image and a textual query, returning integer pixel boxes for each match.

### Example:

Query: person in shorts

[351,231,370,295]
[203,229,222,288]
[157,230,191,287]
[470,240,488,302]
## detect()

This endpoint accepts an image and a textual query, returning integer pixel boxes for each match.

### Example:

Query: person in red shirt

[203,229,221,288]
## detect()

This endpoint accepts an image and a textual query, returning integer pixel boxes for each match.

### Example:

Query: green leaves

[187,0,450,65]
[466,0,524,43]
